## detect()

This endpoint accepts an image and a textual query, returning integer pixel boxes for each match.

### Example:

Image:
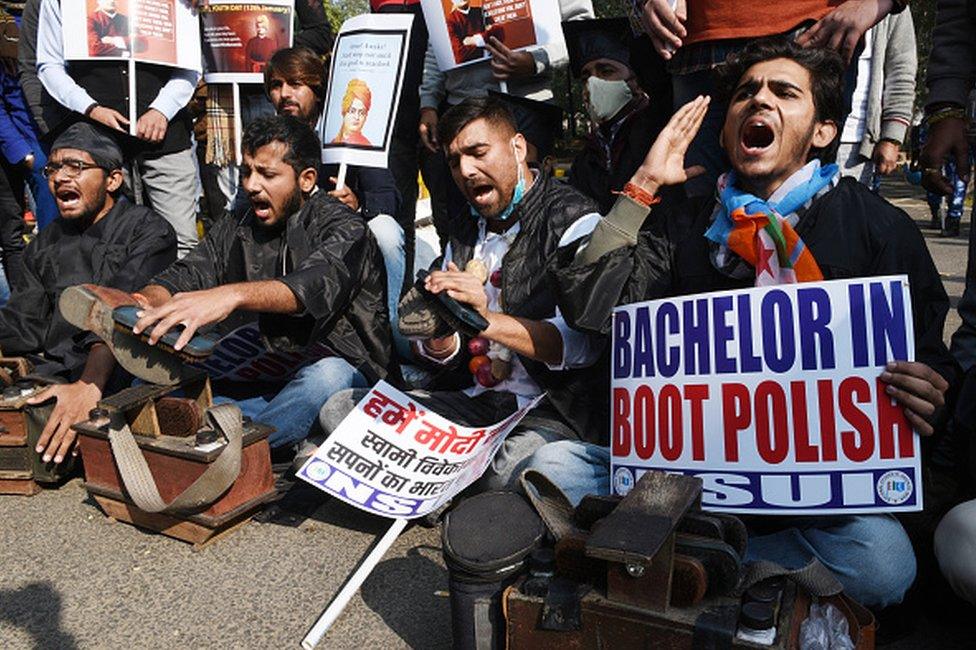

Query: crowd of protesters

[2,0,976,643]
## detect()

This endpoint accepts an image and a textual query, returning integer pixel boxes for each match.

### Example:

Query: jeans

[366,213,410,358]
[215,356,369,449]
[525,440,916,608]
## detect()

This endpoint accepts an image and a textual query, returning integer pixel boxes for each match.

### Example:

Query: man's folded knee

[318,388,360,434]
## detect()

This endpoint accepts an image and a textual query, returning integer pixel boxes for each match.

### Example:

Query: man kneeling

[129,115,395,451]
[531,39,957,609]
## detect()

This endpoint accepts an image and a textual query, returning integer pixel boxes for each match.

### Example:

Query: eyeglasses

[42,160,104,179]
[346,107,368,118]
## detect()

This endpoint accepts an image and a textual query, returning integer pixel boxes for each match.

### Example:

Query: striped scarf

[705,161,839,285]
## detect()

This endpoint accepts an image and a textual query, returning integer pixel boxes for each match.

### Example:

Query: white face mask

[585,76,634,124]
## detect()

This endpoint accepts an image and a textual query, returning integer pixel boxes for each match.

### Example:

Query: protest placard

[611,276,923,515]
[200,0,294,83]
[297,381,544,519]
[319,14,413,169]
[421,0,563,71]
[61,0,202,71]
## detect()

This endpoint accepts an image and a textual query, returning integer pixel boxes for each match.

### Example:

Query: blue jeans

[367,213,410,359]
[525,440,916,608]
[215,356,369,449]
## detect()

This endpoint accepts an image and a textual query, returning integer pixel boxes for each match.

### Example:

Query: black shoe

[943,218,961,237]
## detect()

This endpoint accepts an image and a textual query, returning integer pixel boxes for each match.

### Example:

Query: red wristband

[618,182,661,208]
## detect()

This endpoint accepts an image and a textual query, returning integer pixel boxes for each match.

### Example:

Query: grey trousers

[319,388,566,494]
[935,498,976,604]
[132,148,200,258]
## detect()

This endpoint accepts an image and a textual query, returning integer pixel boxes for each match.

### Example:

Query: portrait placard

[200,0,294,83]
[421,0,562,71]
[320,14,413,168]
[62,0,202,71]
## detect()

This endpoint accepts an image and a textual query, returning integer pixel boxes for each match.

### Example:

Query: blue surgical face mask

[471,140,526,221]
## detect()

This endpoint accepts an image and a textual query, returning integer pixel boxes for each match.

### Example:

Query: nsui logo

[613,466,635,496]
[876,470,913,505]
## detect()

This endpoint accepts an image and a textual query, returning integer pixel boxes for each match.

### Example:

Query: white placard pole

[335,162,348,191]
[232,83,242,165]
[128,58,137,136]
[301,518,408,650]
[498,80,508,94]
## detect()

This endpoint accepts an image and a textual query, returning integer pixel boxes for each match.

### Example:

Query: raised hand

[629,95,710,196]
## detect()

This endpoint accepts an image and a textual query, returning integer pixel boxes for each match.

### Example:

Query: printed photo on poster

[320,14,413,168]
[62,0,201,71]
[421,0,562,71]
[200,0,294,83]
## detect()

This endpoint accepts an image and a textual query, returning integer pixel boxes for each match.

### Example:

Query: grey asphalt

[1,176,974,649]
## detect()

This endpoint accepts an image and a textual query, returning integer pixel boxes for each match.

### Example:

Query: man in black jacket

[131,116,394,451]
[529,39,957,609]
[2,123,176,466]
[565,18,673,214]
[320,97,606,492]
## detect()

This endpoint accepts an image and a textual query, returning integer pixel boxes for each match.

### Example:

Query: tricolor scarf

[704,160,839,286]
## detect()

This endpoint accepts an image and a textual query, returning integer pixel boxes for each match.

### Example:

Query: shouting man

[531,39,958,609]
[3,123,176,465]
[321,96,606,493]
[119,115,394,452]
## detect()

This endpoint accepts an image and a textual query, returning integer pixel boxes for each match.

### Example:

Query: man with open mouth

[321,96,608,497]
[528,38,958,611]
[125,115,395,456]
[0,122,176,466]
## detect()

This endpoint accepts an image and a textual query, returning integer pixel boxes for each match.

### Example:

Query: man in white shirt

[321,96,607,493]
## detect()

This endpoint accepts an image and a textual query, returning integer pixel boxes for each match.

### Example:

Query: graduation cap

[563,17,633,79]
[488,90,563,161]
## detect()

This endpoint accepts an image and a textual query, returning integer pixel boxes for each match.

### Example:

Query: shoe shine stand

[72,371,277,549]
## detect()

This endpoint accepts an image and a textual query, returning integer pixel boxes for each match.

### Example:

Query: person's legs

[672,68,728,197]
[746,514,916,608]
[138,148,200,257]
[934,499,976,605]
[522,440,611,505]
[835,142,872,186]
[0,159,26,291]
[378,2,427,295]
[421,146,454,250]
[25,144,58,231]
[366,213,410,358]
[261,356,370,448]
[469,424,567,494]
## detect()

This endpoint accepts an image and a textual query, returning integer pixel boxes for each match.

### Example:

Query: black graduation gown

[569,99,668,215]
[0,197,176,378]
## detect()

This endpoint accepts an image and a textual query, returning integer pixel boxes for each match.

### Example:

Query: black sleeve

[278,196,370,320]
[871,206,959,386]
[294,0,334,56]
[548,208,676,336]
[0,238,52,355]
[104,213,177,292]
[151,213,236,295]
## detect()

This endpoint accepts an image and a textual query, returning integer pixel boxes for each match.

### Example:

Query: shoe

[397,283,454,339]
[58,284,197,386]
[929,209,943,230]
[943,218,961,237]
